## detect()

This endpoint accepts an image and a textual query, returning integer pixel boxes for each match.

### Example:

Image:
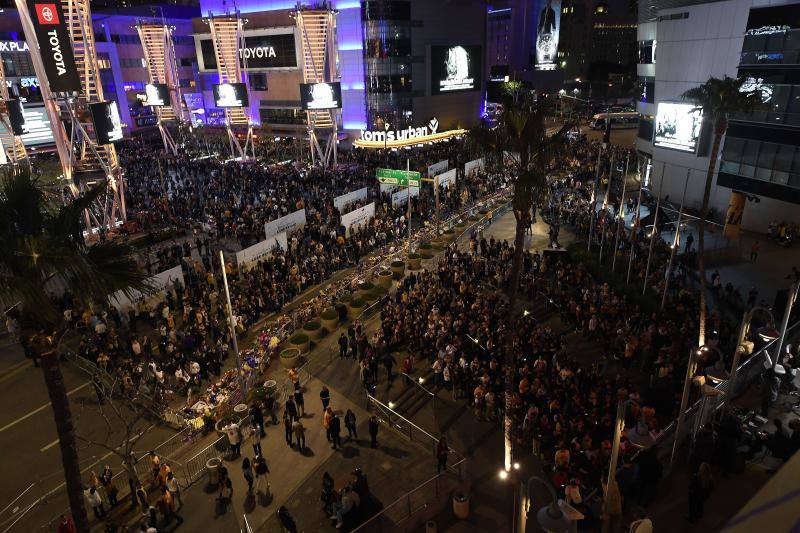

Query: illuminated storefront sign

[0,41,30,52]
[197,29,298,71]
[354,117,465,148]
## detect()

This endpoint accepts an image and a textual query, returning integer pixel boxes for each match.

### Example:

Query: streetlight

[525,476,571,533]
[383,121,390,165]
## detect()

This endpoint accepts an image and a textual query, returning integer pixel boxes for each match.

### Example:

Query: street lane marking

[0,364,28,385]
[39,439,59,452]
[0,381,90,433]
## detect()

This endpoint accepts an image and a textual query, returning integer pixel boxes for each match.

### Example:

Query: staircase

[207,15,249,126]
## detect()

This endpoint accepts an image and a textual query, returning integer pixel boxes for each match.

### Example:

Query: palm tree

[0,168,151,532]
[681,76,760,347]
[469,85,571,470]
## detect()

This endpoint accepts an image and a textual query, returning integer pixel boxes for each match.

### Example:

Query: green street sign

[376,168,421,188]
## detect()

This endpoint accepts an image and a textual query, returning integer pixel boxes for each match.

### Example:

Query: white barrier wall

[333,187,368,212]
[264,209,306,239]
[391,187,420,207]
[464,158,485,177]
[236,232,288,269]
[110,265,185,312]
[427,159,449,177]
[341,202,376,236]
[436,168,457,189]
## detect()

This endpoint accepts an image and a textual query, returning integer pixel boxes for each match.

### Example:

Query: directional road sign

[376,168,421,188]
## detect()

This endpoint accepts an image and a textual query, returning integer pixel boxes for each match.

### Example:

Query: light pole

[219,251,247,396]
[724,307,776,413]
[611,155,629,272]
[604,399,654,532]
[641,162,666,295]
[771,281,799,372]
[598,152,615,263]
[588,140,604,251]
[525,476,572,533]
[383,121,390,166]
[626,159,649,285]
[660,168,691,310]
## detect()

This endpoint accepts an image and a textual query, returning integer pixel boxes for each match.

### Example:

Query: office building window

[721,137,800,189]
[249,73,267,91]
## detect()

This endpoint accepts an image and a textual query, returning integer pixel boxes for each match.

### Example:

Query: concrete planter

[303,321,322,340]
[357,281,375,299]
[377,270,393,289]
[280,347,301,368]
[288,333,309,354]
[442,230,456,242]
[321,309,339,332]
[347,298,367,319]
[390,260,405,276]
[407,253,422,270]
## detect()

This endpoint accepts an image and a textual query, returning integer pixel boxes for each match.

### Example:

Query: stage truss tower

[294,7,339,167]
[206,12,254,160]
[0,60,28,165]
[137,22,187,155]
[15,0,125,235]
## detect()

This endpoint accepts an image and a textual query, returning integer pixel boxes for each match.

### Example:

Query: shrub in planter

[390,260,405,276]
[303,320,322,340]
[280,347,301,368]
[419,242,433,251]
[377,269,393,288]
[248,386,268,403]
[363,289,380,302]
[288,333,310,353]
[337,293,353,307]
[321,308,339,331]
[442,229,456,242]
[347,297,367,318]
[407,253,422,270]
[372,285,388,298]
[478,209,488,215]
[468,215,480,222]
[357,281,375,299]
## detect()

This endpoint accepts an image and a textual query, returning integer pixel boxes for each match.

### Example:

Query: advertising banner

[264,208,306,239]
[430,45,482,94]
[723,191,746,240]
[653,102,703,152]
[213,83,249,108]
[391,187,420,207]
[464,158,485,177]
[334,187,368,212]
[436,168,457,189]
[143,83,170,107]
[90,101,124,144]
[110,265,184,312]
[341,202,375,236]
[236,232,288,269]
[428,160,449,177]
[199,30,297,71]
[380,183,399,193]
[535,0,561,70]
[27,0,81,92]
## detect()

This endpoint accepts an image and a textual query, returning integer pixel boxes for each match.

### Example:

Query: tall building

[636,0,800,231]
[486,0,538,79]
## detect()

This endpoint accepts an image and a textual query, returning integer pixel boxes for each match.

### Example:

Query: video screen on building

[535,0,562,70]
[199,32,298,71]
[143,83,170,107]
[6,99,26,135]
[653,102,704,153]
[0,103,54,146]
[299,82,342,110]
[213,83,249,108]
[90,101,124,144]
[430,45,482,95]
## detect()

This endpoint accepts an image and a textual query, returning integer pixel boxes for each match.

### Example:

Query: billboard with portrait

[90,101,123,144]
[535,0,561,70]
[430,45,482,95]
[653,102,703,152]
[143,83,170,107]
[212,83,249,108]
[299,82,342,110]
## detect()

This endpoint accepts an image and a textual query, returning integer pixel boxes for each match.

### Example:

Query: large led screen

[143,83,170,107]
[653,102,703,152]
[430,45,482,95]
[213,83,249,108]
[299,82,342,110]
[535,0,561,70]
[90,101,124,144]
[199,32,297,71]
[0,103,53,146]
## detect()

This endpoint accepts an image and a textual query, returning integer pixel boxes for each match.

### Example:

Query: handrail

[367,393,439,443]
[400,372,436,398]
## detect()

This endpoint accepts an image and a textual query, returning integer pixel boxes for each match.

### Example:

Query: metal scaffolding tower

[15,0,125,235]
[137,22,187,155]
[0,59,29,166]
[294,7,339,167]
[206,13,254,160]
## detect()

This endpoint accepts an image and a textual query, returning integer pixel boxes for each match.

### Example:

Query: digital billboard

[430,45,482,95]
[212,83,249,108]
[653,102,703,152]
[0,103,53,146]
[143,83,170,107]
[299,82,342,110]
[6,99,26,136]
[90,101,124,144]
[535,0,561,70]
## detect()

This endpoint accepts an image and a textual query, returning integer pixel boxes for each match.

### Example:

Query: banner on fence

[333,187,368,212]
[236,232,288,269]
[464,158,485,177]
[436,168,457,189]
[380,183,399,193]
[341,202,375,236]
[391,186,420,207]
[110,265,185,312]
[503,151,520,165]
[264,208,306,239]
[427,159,449,177]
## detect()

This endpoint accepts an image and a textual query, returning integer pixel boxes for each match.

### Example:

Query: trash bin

[206,457,222,487]
[233,403,249,421]
[425,520,437,533]
[453,491,469,519]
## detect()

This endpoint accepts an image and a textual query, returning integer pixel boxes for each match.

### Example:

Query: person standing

[242,457,254,493]
[294,387,305,417]
[251,420,263,457]
[687,462,713,524]
[278,506,298,533]
[166,471,181,509]
[320,385,331,411]
[158,487,183,525]
[224,420,241,457]
[254,455,270,496]
[293,418,307,452]
[436,436,449,473]
[330,413,342,449]
[56,515,76,533]
[286,396,298,422]
[338,333,348,359]
[344,409,358,440]
[85,486,105,520]
[100,465,118,507]
[250,403,264,434]
[323,407,334,442]
[368,415,380,448]
[283,410,294,446]
[750,240,760,262]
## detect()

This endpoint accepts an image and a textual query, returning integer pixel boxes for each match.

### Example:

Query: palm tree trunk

[697,123,725,347]
[504,209,529,470]
[39,348,91,532]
